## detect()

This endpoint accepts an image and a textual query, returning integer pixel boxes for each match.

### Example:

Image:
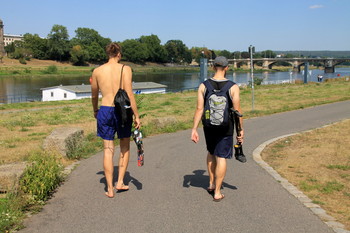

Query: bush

[42,65,58,74]
[19,58,27,65]
[20,152,63,201]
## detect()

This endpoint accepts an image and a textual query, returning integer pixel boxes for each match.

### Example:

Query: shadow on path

[97,166,143,191]
[183,170,237,192]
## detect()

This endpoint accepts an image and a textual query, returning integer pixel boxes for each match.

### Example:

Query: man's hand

[94,109,99,119]
[134,116,141,129]
[237,129,244,144]
[191,129,199,143]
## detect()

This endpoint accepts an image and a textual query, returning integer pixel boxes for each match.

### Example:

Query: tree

[47,24,70,61]
[164,40,192,64]
[70,45,89,65]
[261,50,276,58]
[71,27,111,63]
[139,34,167,63]
[86,41,106,63]
[121,39,148,63]
[23,33,48,59]
[216,50,232,59]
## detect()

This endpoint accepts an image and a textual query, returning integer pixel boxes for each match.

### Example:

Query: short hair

[106,43,122,58]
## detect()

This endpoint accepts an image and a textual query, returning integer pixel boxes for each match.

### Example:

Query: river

[0,68,349,104]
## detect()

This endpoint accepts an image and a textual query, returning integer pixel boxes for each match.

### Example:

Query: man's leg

[214,157,227,199]
[103,140,115,197]
[207,153,216,190]
[116,137,130,190]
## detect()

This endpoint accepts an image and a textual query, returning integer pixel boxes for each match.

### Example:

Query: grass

[0,76,349,231]
[262,119,350,230]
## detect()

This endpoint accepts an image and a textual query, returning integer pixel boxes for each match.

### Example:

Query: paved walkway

[20,101,350,233]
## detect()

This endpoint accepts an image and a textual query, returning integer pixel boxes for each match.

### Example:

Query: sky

[1,0,350,52]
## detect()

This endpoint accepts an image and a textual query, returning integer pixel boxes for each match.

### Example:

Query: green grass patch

[326,164,350,171]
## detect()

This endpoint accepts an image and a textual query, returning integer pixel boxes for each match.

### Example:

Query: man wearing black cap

[191,56,244,202]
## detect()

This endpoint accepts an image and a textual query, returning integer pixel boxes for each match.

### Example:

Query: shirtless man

[91,43,140,198]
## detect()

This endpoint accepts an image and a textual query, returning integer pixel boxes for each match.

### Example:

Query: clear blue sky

[1,0,350,51]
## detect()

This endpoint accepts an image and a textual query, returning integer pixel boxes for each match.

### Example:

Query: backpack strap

[219,80,235,93]
[119,64,125,89]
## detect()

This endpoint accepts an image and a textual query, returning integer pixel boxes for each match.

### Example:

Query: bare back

[92,62,124,106]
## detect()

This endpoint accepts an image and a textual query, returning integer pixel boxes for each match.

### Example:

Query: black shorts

[204,127,233,159]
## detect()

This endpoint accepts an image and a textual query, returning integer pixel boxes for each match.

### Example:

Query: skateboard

[132,129,144,166]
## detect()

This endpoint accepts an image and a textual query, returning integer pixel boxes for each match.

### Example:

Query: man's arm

[191,84,205,143]
[91,70,99,118]
[231,85,244,143]
[122,65,141,129]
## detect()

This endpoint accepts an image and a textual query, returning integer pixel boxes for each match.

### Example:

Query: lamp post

[249,45,255,111]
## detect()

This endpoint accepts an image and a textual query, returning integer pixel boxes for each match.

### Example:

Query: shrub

[19,58,27,65]
[42,65,58,74]
[20,152,63,201]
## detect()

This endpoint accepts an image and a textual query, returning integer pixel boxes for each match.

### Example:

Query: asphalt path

[20,100,350,233]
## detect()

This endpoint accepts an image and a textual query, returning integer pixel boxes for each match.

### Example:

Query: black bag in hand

[114,65,133,127]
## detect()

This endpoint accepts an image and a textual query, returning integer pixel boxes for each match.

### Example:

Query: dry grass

[0,78,349,165]
[262,119,350,230]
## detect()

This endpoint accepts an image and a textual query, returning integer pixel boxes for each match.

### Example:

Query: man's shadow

[183,170,237,194]
[97,166,142,192]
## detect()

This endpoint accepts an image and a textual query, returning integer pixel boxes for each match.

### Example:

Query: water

[1,68,349,104]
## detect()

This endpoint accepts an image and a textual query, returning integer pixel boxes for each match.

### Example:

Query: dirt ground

[262,119,350,230]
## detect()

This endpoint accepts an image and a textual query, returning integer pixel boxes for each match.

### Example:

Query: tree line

[5,24,320,66]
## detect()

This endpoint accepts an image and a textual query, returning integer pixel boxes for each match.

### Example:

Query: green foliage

[121,39,149,63]
[68,133,103,160]
[164,40,192,64]
[139,34,168,63]
[20,152,63,201]
[23,33,48,59]
[42,65,58,74]
[0,196,23,232]
[47,24,70,61]
[70,45,89,65]
[326,164,350,171]
[19,58,27,64]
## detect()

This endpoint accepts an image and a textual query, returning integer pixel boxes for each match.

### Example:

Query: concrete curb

[252,133,350,233]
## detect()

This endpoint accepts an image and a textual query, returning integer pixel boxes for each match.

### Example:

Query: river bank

[0,57,299,78]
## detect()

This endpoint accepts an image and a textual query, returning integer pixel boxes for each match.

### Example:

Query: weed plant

[20,151,63,201]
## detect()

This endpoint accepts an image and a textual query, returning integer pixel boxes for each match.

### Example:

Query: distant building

[3,34,24,46]
[41,82,167,102]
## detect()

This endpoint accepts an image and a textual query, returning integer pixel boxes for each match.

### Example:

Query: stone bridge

[224,58,350,73]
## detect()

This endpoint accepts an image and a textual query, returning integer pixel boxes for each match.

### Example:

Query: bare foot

[213,193,225,202]
[115,183,129,192]
[105,189,114,198]
[207,184,215,191]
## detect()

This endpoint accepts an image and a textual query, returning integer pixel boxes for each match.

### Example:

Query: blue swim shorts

[97,106,132,140]
[204,130,233,159]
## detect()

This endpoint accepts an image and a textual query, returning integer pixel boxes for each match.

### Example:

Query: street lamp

[249,45,255,111]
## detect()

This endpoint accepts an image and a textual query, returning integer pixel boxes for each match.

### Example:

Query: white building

[41,82,167,102]
[3,34,24,46]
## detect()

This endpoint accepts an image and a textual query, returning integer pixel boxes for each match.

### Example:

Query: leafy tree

[121,39,148,63]
[70,45,89,65]
[23,33,48,59]
[86,41,107,63]
[191,47,214,63]
[139,34,167,63]
[71,27,111,63]
[261,50,276,58]
[241,51,250,59]
[216,50,232,59]
[164,40,192,64]
[47,24,70,61]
